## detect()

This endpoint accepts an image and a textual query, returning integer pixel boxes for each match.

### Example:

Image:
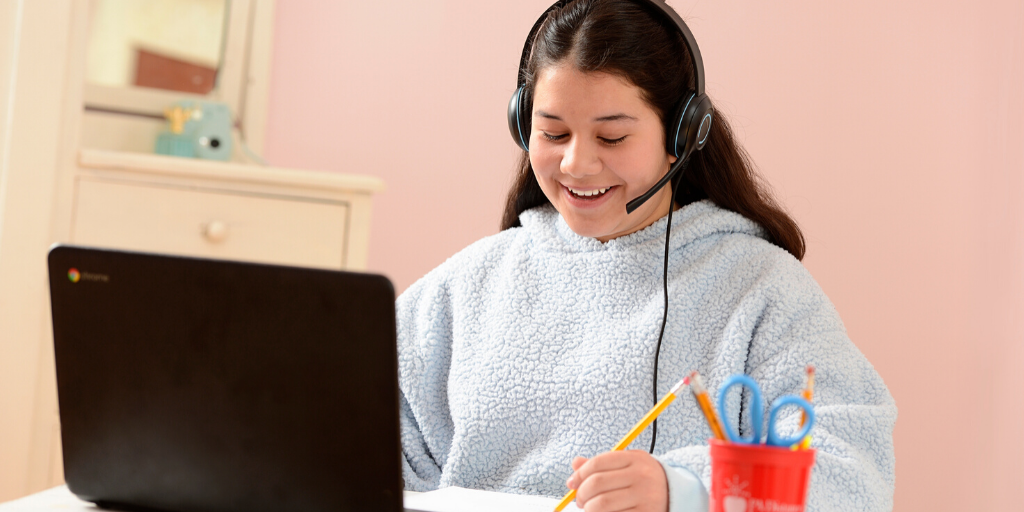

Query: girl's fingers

[574,467,633,505]
[569,451,668,512]
[575,451,634,482]
[567,456,590,489]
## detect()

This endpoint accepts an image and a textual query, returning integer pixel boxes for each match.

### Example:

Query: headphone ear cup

[666,92,713,160]
[507,86,531,152]
[690,95,714,152]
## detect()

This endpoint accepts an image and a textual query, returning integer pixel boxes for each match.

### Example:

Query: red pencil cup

[708,439,815,512]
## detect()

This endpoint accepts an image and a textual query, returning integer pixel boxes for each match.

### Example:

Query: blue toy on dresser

[155,100,233,161]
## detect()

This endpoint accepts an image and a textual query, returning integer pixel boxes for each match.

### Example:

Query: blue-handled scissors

[716,374,815,447]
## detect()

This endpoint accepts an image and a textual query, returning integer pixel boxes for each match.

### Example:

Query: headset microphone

[626,91,714,214]
[626,157,686,214]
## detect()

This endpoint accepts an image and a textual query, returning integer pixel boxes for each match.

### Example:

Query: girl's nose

[561,138,602,178]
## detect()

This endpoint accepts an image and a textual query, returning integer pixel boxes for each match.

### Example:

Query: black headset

[506,0,713,214]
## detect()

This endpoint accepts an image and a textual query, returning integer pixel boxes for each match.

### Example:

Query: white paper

[403,486,582,512]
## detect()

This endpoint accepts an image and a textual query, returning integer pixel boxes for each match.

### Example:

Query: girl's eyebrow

[535,111,638,123]
[594,113,638,122]
[535,111,563,120]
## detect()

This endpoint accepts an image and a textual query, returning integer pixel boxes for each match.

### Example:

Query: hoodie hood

[518,199,769,254]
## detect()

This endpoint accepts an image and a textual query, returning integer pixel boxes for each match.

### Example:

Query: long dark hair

[500,0,805,260]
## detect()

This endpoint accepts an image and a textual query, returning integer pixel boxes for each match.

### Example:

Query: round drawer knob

[203,221,229,243]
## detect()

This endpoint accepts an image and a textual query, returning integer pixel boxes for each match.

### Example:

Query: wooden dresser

[71,149,383,270]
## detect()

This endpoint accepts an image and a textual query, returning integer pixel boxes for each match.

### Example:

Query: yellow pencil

[686,371,727,441]
[796,365,815,450]
[553,377,688,512]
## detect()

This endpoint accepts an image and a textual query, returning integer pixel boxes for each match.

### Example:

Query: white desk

[0,486,579,512]
[0,487,96,512]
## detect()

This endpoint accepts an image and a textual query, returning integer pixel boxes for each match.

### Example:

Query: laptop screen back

[48,245,402,512]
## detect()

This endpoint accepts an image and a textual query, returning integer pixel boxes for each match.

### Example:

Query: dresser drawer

[71,178,349,269]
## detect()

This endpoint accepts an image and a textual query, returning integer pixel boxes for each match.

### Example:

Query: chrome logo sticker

[68,268,80,283]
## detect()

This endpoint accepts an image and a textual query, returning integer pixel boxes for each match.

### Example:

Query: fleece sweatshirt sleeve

[395,265,454,491]
[659,462,709,512]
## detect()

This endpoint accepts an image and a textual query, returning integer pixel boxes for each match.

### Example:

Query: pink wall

[264,1,1024,510]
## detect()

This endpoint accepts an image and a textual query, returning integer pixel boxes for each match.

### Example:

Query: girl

[396,1,896,511]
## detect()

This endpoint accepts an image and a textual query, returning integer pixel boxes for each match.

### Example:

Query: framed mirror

[81,0,273,154]
[86,0,228,96]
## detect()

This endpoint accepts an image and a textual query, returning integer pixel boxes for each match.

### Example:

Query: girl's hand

[565,450,669,512]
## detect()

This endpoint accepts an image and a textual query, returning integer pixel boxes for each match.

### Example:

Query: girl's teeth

[569,187,610,197]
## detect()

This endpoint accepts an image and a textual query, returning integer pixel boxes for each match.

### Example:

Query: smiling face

[529,63,677,242]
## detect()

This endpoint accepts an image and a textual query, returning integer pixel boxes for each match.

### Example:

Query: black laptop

[47,245,403,512]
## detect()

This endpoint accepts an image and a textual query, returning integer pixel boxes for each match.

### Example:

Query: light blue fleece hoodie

[396,200,896,512]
